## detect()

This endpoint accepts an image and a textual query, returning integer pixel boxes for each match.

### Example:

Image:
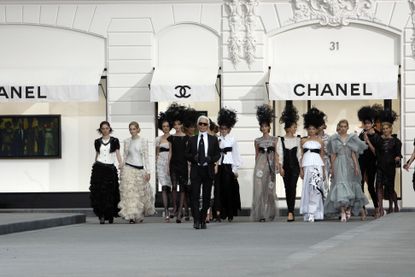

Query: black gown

[375,135,402,199]
[167,135,190,191]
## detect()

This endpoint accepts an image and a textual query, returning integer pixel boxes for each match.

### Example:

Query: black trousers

[191,165,213,223]
[283,168,299,213]
[360,160,378,208]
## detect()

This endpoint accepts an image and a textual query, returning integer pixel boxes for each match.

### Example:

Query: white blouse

[123,136,150,173]
[96,139,116,164]
[277,136,302,167]
[218,135,242,173]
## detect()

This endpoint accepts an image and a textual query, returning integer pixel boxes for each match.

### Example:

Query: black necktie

[198,134,206,164]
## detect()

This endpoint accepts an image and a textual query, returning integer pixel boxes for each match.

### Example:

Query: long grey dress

[324,133,369,216]
[250,136,278,221]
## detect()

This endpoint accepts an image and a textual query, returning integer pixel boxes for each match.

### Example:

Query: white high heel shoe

[308,214,315,222]
[340,212,347,222]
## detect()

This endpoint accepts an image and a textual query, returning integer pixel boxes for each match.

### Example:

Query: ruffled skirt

[118,165,155,221]
[325,156,369,216]
[89,162,120,219]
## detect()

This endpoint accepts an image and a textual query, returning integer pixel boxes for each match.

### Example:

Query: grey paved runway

[0,213,414,277]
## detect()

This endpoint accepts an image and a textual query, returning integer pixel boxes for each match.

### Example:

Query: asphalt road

[0,213,414,277]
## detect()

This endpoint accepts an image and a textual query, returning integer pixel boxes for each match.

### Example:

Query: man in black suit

[185,115,220,229]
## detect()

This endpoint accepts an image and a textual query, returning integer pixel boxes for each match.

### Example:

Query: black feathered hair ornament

[164,103,187,125]
[279,104,299,129]
[157,112,171,130]
[217,108,238,128]
[357,106,375,123]
[380,108,398,125]
[256,104,275,126]
[371,104,384,123]
[303,107,325,129]
[183,107,199,128]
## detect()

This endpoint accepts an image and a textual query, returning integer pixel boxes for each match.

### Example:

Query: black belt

[258,146,275,153]
[220,147,233,164]
[126,163,144,169]
[304,148,320,154]
[159,147,169,152]
[220,147,233,154]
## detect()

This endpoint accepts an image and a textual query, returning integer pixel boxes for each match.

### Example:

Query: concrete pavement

[0,213,414,277]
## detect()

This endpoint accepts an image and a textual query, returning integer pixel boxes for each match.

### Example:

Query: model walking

[156,112,173,222]
[89,121,122,224]
[375,109,402,215]
[277,104,301,222]
[300,108,325,222]
[324,120,369,222]
[251,104,278,222]
[357,106,381,218]
[118,121,155,223]
[165,103,190,223]
[216,108,242,222]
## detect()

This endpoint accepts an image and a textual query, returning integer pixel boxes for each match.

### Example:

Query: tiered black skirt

[89,162,120,219]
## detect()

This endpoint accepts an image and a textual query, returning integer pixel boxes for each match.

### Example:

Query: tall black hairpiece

[157,112,171,130]
[256,104,275,126]
[183,107,199,128]
[371,104,383,123]
[217,108,238,128]
[357,106,375,123]
[165,103,187,124]
[380,108,398,125]
[279,104,299,129]
[303,107,325,129]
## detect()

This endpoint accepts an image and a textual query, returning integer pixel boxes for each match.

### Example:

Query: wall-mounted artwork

[0,115,61,158]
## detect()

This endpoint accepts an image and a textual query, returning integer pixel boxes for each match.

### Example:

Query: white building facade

[1,0,414,209]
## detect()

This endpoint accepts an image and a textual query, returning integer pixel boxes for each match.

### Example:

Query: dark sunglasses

[198,122,208,126]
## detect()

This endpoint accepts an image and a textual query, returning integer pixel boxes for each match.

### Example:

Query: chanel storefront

[0,0,414,209]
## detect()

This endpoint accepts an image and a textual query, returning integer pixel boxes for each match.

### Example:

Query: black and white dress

[156,136,172,190]
[89,137,121,221]
[277,135,301,215]
[216,135,242,220]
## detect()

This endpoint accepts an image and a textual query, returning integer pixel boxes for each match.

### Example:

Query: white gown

[300,140,325,221]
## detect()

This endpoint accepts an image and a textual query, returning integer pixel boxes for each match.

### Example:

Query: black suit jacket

[185,134,220,177]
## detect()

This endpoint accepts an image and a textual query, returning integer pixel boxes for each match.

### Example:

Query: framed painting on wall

[0,114,61,159]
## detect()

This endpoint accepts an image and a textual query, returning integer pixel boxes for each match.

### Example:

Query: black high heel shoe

[169,208,177,219]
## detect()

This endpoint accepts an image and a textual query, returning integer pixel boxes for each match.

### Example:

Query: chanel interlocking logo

[174,85,191,98]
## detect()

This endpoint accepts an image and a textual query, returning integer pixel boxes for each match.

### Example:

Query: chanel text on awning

[0,86,47,99]
[293,83,372,97]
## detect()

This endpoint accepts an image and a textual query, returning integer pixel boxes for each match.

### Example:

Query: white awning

[150,66,218,102]
[268,65,399,100]
[0,67,103,102]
